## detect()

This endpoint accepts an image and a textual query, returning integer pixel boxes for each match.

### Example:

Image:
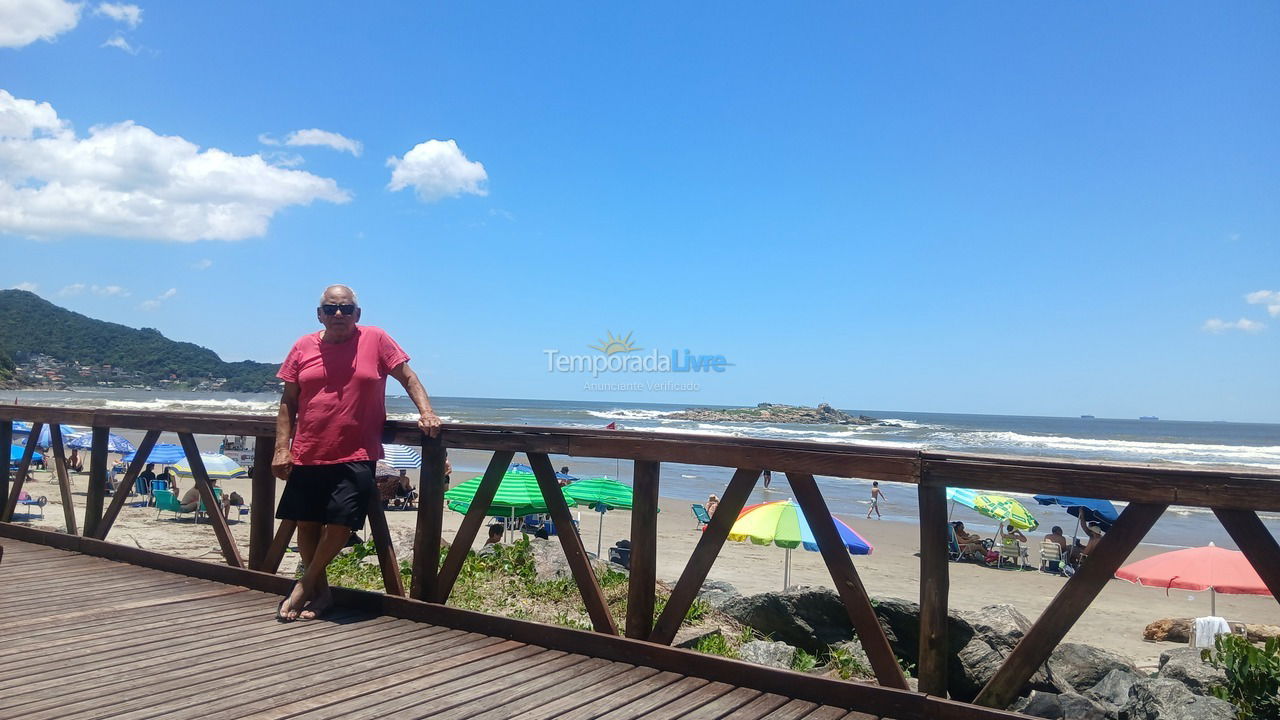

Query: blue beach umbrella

[124,443,186,465]
[33,424,87,448]
[11,421,32,434]
[67,432,136,454]
[381,444,422,469]
[1033,494,1119,532]
[10,445,42,463]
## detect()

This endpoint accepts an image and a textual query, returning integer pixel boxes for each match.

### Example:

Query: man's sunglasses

[319,304,358,316]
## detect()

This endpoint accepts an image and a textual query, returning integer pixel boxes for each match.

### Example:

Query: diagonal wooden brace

[433,451,514,603]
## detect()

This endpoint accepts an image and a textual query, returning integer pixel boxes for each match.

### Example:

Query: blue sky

[1,2,1277,422]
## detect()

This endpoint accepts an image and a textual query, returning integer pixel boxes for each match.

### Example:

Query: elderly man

[272,284,441,621]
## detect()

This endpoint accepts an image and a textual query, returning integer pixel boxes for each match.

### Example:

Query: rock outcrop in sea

[667,402,885,425]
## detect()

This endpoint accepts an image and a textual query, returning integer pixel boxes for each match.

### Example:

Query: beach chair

[16,491,46,519]
[154,489,195,522]
[946,524,963,561]
[197,488,224,521]
[1039,542,1064,573]
[691,503,712,529]
[997,537,1025,569]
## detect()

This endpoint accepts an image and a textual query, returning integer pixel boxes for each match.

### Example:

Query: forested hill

[0,289,279,391]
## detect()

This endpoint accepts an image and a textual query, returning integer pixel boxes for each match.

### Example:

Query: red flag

[605,422,617,430]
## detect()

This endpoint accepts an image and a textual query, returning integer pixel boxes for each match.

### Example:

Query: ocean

[10,389,1280,549]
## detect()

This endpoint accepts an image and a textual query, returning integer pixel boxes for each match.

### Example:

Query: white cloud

[387,139,488,203]
[94,2,141,28]
[138,287,175,310]
[58,282,131,297]
[257,133,281,146]
[0,0,81,49]
[284,129,363,157]
[0,89,351,242]
[1245,290,1280,318]
[101,33,137,54]
[262,151,305,168]
[192,258,213,270]
[1203,317,1265,334]
[8,281,38,292]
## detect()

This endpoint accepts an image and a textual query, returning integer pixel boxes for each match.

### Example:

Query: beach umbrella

[67,432,136,454]
[445,471,573,537]
[563,477,634,556]
[173,453,248,481]
[1115,543,1271,616]
[11,421,32,434]
[946,487,1039,531]
[32,424,87,448]
[1033,494,1119,533]
[506,461,578,479]
[9,445,41,463]
[727,500,873,590]
[124,443,186,465]
[381,443,422,469]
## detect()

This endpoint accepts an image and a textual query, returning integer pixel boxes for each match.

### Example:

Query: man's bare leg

[291,524,348,619]
[282,521,331,620]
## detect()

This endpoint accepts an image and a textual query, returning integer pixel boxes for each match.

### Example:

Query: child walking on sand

[867,481,887,519]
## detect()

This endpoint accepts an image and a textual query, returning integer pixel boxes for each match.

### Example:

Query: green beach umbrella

[563,477,634,556]
[444,470,571,523]
[946,487,1039,531]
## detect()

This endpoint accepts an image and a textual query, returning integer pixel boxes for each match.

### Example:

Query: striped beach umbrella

[124,443,187,465]
[67,432,136,454]
[174,453,248,481]
[946,487,1039,531]
[11,421,32,434]
[381,444,422,469]
[728,499,873,589]
[32,424,88,448]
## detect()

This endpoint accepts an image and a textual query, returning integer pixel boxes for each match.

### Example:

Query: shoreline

[7,444,1278,670]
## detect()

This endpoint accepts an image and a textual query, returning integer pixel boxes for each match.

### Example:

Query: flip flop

[299,593,332,621]
[275,597,295,623]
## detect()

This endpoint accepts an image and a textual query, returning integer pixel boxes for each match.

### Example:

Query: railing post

[0,419,10,520]
[248,435,276,570]
[917,473,950,697]
[3,422,41,522]
[84,426,109,538]
[411,435,446,601]
[626,460,660,640]
[50,424,77,535]
[96,430,160,540]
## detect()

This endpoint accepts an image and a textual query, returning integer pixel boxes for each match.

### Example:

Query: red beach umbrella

[1114,543,1270,616]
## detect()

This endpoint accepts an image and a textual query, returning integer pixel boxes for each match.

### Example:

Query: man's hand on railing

[418,411,442,439]
[271,447,293,480]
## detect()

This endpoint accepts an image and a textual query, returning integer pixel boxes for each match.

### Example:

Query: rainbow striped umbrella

[728,500,872,589]
[946,487,1039,531]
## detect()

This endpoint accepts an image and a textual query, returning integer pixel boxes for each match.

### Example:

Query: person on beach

[1044,526,1069,554]
[866,481,887,518]
[139,463,156,494]
[762,470,772,489]
[952,521,985,559]
[1075,522,1104,566]
[272,284,442,622]
[706,494,719,516]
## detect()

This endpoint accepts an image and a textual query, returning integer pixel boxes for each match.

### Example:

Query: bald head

[319,285,359,306]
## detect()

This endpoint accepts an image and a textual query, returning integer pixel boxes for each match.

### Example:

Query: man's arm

[272,381,300,480]
[389,362,442,438]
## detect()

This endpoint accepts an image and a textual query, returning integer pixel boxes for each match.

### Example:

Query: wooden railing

[3,405,1279,716]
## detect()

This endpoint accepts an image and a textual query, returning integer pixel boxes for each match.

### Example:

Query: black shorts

[276,461,375,529]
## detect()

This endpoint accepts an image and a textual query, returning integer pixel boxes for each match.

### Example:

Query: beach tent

[1032,494,1119,533]
[9,445,42,463]
[728,499,872,590]
[563,477,634,556]
[1115,542,1271,616]
[66,432,136,454]
[946,487,1039,531]
[124,443,186,465]
[173,453,247,481]
[381,444,422,469]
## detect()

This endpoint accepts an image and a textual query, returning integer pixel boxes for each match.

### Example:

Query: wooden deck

[0,539,878,720]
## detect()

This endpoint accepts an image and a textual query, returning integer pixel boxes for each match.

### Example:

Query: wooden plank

[261,518,296,574]
[432,450,514,602]
[177,432,244,568]
[592,676,712,719]
[923,455,1280,511]
[720,692,795,720]
[49,423,78,534]
[519,666,666,720]
[248,434,276,569]
[630,680,743,719]
[1214,509,1280,607]
[0,419,10,520]
[752,699,821,720]
[83,426,109,537]
[528,451,618,634]
[365,494,405,596]
[916,481,950,697]
[801,707,855,720]
[627,459,660,640]
[95,429,160,540]
[411,434,447,601]
[1,421,41,521]
[464,660,646,720]
[406,651,592,719]
[671,686,763,719]
[788,472,907,690]
[974,502,1167,709]
[649,467,760,645]
[553,671,687,720]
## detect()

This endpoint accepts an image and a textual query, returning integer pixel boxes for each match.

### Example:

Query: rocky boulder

[1084,669,1142,714]
[739,639,797,669]
[1010,691,1109,720]
[950,604,1063,702]
[529,537,610,581]
[1048,642,1138,692]
[1119,678,1237,720]
[1157,648,1227,696]
[696,579,742,610]
[720,588,855,653]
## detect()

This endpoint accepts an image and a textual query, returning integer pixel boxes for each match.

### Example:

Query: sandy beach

[7,440,1278,672]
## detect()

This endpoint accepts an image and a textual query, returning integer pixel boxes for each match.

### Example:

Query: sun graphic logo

[589,331,641,355]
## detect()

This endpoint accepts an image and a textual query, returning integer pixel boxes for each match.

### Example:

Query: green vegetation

[692,631,737,659]
[0,289,279,391]
[826,646,873,680]
[1202,634,1280,719]
[791,648,818,672]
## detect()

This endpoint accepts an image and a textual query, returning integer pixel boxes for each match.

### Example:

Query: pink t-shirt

[277,325,409,465]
